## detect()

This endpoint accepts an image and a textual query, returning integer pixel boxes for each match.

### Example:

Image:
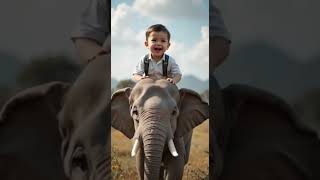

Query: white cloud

[170,26,209,80]
[111,3,140,47]
[132,0,206,21]
[111,2,209,81]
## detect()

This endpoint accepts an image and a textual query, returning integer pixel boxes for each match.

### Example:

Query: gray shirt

[133,54,182,78]
[210,1,231,41]
[71,0,110,45]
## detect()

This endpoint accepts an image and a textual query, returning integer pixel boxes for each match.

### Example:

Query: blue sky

[111,0,209,80]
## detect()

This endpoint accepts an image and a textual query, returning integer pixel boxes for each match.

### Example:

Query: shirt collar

[148,53,166,64]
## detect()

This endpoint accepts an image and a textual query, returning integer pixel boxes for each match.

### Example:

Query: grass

[111,120,209,179]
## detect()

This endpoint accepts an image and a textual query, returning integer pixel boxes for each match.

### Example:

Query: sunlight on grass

[111,120,209,179]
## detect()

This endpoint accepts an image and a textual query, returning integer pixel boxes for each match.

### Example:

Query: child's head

[146,24,171,41]
[145,24,171,60]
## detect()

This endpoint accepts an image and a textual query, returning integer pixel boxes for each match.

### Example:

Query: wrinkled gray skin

[112,78,208,180]
[58,54,111,180]
[0,82,69,180]
[0,54,111,180]
[212,84,320,180]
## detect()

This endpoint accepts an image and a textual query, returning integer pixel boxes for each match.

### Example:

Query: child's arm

[168,74,181,84]
[174,74,181,83]
[132,74,145,82]
[132,56,148,82]
[168,57,182,84]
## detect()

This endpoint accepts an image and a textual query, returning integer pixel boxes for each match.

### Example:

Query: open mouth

[153,47,163,52]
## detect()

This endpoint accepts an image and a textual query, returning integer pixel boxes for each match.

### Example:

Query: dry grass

[111,120,209,179]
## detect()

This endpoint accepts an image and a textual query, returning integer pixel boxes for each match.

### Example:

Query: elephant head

[111,78,208,179]
[216,84,320,180]
[0,55,111,180]
[0,82,69,180]
[58,54,111,180]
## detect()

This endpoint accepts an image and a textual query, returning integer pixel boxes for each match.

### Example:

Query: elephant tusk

[168,139,178,157]
[131,139,139,157]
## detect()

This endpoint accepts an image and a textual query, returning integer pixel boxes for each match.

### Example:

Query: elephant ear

[0,81,69,122]
[111,87,134,139]
[176,88,209,137]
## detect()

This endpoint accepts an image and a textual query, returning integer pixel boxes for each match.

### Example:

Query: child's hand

[166,78,176,84]
[141,75,149,79]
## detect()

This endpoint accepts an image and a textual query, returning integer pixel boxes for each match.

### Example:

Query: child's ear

[167,42,171,49]
[144,41,148,47]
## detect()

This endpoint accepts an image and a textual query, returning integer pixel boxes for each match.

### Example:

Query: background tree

[17,55,81,89]
[200,89,209,103]
[112,79,135,94]
[0,86,13,109]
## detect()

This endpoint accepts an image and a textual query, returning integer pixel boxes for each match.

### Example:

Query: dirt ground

[111,120,209,180]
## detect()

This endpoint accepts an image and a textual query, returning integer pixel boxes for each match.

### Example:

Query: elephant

[0,82,69,180]
[111,77,209,180]
[210,83,320,180]
[0,54,111,180]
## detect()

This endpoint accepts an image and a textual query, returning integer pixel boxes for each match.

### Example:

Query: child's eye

[151,39,156,42]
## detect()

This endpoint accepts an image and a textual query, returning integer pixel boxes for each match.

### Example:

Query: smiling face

[145,31,170,61]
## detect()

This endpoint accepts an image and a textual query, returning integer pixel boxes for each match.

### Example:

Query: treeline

[0,54,81,108]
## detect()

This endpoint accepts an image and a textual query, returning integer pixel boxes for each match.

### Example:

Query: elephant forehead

[156,79,178,89]
[142,81,177,95]
[143,95,171,108]
[131,80,179,105]
[141,85,177,101]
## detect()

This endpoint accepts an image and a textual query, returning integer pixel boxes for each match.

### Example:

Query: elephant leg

[159,165,165,180]
[210,130,223,180]
[164,158,184,180]
[163,139,185,180]
[183,131,193,163]
[136,146,144,180]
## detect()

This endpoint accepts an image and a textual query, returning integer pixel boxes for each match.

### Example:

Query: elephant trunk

[141,111,168,180]
[90,145,111,180]
[95,152,111,180]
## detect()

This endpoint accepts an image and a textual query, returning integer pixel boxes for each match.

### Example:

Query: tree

[200,89,209,103]
[115,79,135,90]
[0,86,13,109]
[17,55,81,89]
[112,79,135,94]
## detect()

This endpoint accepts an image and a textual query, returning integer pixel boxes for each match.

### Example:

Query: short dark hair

[145,24,171,41]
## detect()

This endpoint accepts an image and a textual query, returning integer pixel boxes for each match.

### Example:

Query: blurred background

[215,0,320,136]
[0,0,90,107]
[3,0,318,178]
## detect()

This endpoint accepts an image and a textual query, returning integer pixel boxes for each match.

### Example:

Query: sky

[111,0,209,81]
[0,0,87,60]
[0,0,319,71]
[216,0,320,62]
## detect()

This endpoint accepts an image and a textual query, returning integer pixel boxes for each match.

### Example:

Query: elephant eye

[131,106,138,116]
[131,107,139,123]
[172,108,179,116]
[71,146,88,173]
